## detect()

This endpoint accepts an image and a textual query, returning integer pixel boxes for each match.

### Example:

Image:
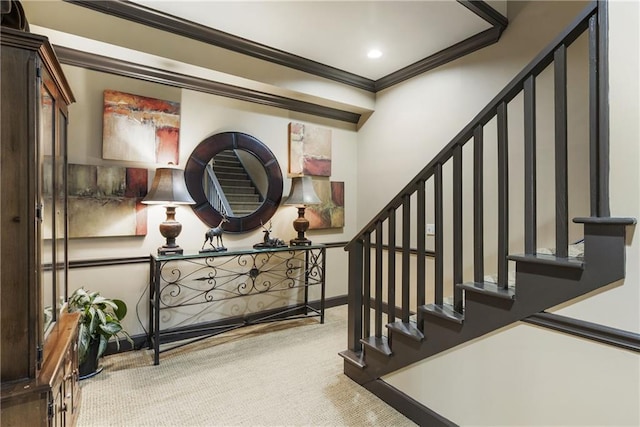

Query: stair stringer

[343,219,632,385]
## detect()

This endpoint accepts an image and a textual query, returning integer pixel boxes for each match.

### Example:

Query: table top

[151,244,326,261]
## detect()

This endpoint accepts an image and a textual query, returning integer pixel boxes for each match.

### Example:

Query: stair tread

[458,281,516,300]
[338,350,366,368]
[507,253,584,269]
[573,216,636,225]
[386,321,424,341]
[360,336,392,356]
[419,303,464,324]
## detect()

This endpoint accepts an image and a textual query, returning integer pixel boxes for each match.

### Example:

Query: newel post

[347,239,364,352]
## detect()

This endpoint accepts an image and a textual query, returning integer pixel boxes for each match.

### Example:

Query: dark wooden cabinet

[0,27,79,426]
[1,313,81,427]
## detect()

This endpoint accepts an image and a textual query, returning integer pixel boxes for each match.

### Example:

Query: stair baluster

[416,179,427,330]
[434,163,444,306]
[524,75,537,254]
[497,101,509,288]
[473,125,485,283]
[387,210,396,324]
[554,45,569,258]
[453,145,463,311]
[401,195,411,322]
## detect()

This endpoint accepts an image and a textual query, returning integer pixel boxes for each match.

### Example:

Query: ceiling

[130,0,503,82]
[70,0,507,92]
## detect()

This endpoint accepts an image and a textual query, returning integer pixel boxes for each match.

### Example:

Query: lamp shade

[284,176,321,206]
[142,166,195,205]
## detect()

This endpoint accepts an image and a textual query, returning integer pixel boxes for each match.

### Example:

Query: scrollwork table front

[148,245,325,365]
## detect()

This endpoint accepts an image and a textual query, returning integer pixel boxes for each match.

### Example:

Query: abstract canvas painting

[307,180,344,230]
[288,122,332,177]
[68,163,148,238]
[103,90,180,164]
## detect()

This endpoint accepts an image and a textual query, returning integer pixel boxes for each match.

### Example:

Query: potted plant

[67,287,133,379]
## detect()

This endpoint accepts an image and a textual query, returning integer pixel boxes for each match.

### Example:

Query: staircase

[210,150,263,216]
[340,1,635,418]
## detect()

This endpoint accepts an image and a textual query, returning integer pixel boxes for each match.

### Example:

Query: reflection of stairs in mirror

[213,151,263,216]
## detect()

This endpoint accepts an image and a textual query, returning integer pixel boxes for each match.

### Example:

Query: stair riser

[216,172,251,180]
[362,344,398,368]
[582,223,628,274]
[213,163,243,170]
[226,195,261,202]
[218,186,257,195]
[228,204,261,211]
[344,362,372,385]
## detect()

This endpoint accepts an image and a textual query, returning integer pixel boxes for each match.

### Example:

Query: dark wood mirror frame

[185,131,283,233]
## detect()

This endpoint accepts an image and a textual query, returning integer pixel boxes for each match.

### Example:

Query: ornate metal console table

[148,245,325,365]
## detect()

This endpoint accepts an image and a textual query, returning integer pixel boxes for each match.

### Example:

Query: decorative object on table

[201,215,229,252]
[253,220,286,249]
[142,164,195,255]
[67,287,132,379]
[102,89,180,164]
[306,180,345,230]
[284,175,321,246]
[64,163,148,238]
[288,122,332,177]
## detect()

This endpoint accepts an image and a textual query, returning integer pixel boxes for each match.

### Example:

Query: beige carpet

[77,305,417,427]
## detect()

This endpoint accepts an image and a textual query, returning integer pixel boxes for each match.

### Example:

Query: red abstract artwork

[103,90,181,164]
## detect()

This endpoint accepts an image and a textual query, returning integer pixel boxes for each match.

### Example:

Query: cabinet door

[54,108,68,305]
[51,381,64,427]
[40,65,68,347]
[70,338,81,422]
[40,71,56,339]
[63,338,80,426]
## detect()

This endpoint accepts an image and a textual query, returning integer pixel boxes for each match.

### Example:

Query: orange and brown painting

[67,164,148,238]
[307,180,344,230]
[103,90,180,164]
[288,122,332,177]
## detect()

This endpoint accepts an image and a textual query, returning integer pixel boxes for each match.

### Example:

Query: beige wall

[52,60,358,338]
[381,1,640,425]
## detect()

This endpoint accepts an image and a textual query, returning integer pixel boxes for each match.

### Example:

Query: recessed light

[367,49,382,59]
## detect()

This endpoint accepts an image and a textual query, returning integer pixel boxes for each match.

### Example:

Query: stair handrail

[205,164,233,217]
[345,0,601,252]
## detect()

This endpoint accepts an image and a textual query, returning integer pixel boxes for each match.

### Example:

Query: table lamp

[142,165,195,255]
[284,176,321,246]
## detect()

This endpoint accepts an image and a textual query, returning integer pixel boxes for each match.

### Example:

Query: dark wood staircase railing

[340,0,635,391]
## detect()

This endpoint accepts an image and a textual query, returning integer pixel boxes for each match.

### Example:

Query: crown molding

[54,45,362,124]
[63,0,508,93]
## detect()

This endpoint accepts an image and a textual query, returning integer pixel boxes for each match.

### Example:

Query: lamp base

[290,206,312,246]
[289,238,312,246]
[157,206,184,255]
[158,245,183,255]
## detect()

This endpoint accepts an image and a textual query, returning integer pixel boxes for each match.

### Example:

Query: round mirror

[185,132,283,233]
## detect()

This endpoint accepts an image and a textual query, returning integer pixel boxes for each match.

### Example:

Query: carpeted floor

[77,305,417,427]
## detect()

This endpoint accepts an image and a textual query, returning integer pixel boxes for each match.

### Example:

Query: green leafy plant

[67,287,133,364]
